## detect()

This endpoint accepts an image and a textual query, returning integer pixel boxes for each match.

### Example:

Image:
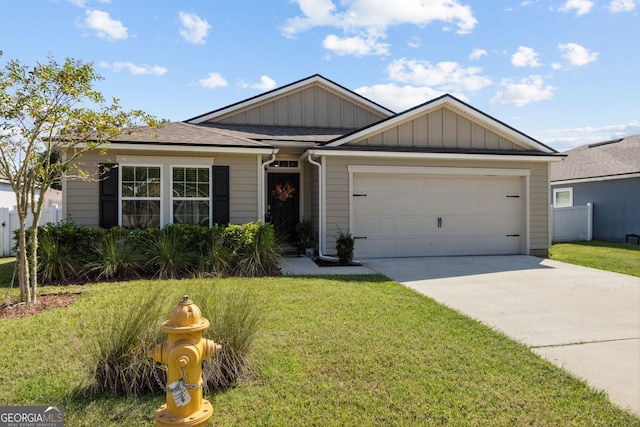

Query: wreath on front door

[272,182,296,203]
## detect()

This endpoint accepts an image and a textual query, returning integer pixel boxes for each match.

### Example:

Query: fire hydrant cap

[161,295,210,333]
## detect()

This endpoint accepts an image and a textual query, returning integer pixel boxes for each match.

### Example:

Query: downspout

[261,151,277,222]
[304,150,339,262]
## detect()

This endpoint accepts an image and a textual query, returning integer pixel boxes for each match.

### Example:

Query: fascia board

[307,149,564,163]
[75,142,277,155]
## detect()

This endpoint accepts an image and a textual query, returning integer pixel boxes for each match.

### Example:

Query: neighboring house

[551,134,640,242]
[63,75,562,258]
[0,177,62,210]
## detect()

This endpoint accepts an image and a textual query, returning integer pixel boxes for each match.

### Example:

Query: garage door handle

[437,217,442,228]
[507,234,520,237]
[353,236,367,239]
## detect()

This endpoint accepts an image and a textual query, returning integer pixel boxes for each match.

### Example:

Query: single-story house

[551,134,640,242]
[63,74,563,258]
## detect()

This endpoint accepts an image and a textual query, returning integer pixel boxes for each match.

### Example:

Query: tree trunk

[28,225,39,305]
[17,216,31,304]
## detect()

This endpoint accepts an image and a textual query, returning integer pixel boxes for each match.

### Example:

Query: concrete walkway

[364,255,640,416]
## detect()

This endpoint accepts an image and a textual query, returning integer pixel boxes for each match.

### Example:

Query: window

[121,166,162,228]
[172,166,211,226]
[553,187,573,208]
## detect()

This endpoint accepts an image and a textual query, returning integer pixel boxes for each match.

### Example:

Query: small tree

[0,54,155,304]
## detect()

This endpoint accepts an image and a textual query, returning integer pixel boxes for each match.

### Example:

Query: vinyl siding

[211,84,386,129]
[349,106,526,151]
[65,150,260,227]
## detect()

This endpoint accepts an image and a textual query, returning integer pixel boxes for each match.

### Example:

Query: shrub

[192,285,264,392]
[335,229,354,265]
[142,225,197,279]
[86,288,169,397]
[223,222,282,276]
[84,228,144,281]
[37,230,81,283]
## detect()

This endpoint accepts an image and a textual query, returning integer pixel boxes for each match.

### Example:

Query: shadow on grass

[0,258,16,289]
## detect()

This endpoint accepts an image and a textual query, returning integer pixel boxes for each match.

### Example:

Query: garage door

[352,173,523,257]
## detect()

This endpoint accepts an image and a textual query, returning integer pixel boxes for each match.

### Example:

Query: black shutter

[99,163,119,228]
[212,165,229,225]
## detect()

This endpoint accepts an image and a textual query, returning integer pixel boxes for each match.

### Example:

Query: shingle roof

[199,123,354,142]
[550,134,640,182]
[110,122,272,148]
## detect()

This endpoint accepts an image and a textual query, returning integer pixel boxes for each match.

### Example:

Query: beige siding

[212,84,386,128]
[65,149,260,227]
[351,106,526,151]
[321,155,550,255]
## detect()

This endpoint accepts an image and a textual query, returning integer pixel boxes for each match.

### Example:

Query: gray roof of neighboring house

[110,122,272,148]
[199,123,354,143]
[551,133,640,182]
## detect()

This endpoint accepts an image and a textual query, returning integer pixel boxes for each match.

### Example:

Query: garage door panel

[353,173,523,258]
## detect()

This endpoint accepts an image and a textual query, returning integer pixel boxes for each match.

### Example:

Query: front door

[267,173,300,244]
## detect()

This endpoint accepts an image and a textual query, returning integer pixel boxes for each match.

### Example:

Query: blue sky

[1,0,638,151]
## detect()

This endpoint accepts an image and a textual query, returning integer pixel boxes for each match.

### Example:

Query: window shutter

[212,165,230,225]
[99,163,119,228]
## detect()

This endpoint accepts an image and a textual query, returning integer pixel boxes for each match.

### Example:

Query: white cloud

[198,73,227,89]
[322,34,389,56]
[80,9,128,41]
[387,58,491,93]
[559,0,594,15]
[252,75,277,91]
[608,0,636,12]
[511,46,541,67]
[490,75,555,106]
[408,37,421,48]
[101,61,167,76]
[282,0,478,56]
[558,42,598,66]
[179,11,211,45]
[469,48,487,60]
[355,84,445,112]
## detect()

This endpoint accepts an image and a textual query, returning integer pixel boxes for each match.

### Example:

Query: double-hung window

[121,165,162,229]
[172,166,211,226]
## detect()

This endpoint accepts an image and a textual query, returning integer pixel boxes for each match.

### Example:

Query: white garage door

[352,173,523,258]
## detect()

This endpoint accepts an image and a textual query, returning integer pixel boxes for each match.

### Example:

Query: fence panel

[0,206,63,257]
[552,203,592,243]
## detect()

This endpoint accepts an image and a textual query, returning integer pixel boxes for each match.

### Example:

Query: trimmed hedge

[18,221,282,285]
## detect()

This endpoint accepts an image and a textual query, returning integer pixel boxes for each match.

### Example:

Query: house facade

[63,75,562,258]
[551,134,640,242]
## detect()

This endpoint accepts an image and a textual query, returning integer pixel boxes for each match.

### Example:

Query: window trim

[119,164,164,228]
[170,165,213,226]
[553,187,573,208]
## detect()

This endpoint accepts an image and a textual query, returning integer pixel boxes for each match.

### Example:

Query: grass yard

[1,261,638,426]
[550,240,640,277]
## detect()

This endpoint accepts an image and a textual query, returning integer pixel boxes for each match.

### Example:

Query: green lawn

[1,264,638,426]
[550,240,640,277]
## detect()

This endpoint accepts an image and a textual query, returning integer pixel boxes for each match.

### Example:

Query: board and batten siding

[351,107,527,151]
[320,156,550,255]
[210,84,387,129]
[64,150,261,227]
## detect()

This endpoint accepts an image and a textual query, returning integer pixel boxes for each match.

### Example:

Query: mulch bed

[312,257,362,267]
[0,294,76,320]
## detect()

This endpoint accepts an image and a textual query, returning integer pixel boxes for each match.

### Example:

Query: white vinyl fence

[551,203,593,243]
[0,206,63,257]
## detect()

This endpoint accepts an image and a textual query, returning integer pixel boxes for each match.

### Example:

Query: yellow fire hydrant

[148,295,221,427]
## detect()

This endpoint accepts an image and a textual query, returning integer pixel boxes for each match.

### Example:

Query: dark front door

[267,173,300,244]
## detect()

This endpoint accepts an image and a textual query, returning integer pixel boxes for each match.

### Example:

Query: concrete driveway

[364,255,640,416]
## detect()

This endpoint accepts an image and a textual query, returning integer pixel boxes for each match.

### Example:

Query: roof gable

[186,74,393,129]
[326,94,556,154]
[551,134,640,182]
